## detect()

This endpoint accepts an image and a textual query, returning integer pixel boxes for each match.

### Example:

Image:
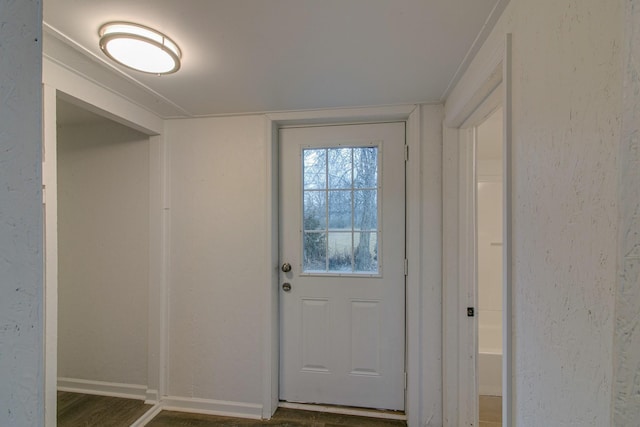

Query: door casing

[442,34,513,426]
[262,105,429,426]
[43,64,167,426]
[278,123,407,411]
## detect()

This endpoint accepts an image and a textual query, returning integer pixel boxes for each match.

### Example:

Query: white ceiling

[44,0,506,118]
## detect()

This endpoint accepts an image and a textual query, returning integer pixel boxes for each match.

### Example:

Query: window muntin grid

[302,146,380,275]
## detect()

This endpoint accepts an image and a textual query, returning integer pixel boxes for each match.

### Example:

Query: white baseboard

[479,386,503,397]
[129,403,163,427]
[145,389,159,405]
[57,377,148,401]
[162,396,263,420]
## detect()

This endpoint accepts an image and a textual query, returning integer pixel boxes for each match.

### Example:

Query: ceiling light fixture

[99,22,181,75]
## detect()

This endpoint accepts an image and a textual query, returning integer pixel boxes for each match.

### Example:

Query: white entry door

[279,122,406,411]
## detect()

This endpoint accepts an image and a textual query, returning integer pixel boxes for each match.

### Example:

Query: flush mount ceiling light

[99,22,181,74]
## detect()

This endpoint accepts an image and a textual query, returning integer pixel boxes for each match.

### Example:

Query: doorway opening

[55,95,152,424]
[475,107,504,426]
[43,84,166,426]
[56,96,150,393]
[442,33,512,427]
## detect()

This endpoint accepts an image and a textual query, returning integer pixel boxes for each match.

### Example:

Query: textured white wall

[449,0,623,424]
[166,115,267,405]
[613,0,640,424]
[0,1,44,425]
[165,108,444,420]
[57,120,150,386]
[419,104,444,426]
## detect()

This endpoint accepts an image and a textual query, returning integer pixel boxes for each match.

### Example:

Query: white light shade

[99,22,181,74]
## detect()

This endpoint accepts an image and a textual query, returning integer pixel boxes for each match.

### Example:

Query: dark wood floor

[57,392,405,427]
[56,393,499,426]
[479,395,502,427]
[148,408,407,427]
[57,391,152,427]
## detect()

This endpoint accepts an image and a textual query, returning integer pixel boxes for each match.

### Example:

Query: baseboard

[479,385,503,397]
[145,389,159,405]
[57,377,147,401]
[162,396,263,420]
[129,403,163,427]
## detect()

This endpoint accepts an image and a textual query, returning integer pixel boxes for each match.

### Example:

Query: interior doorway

[55,96,151,398]
[442,34,512,427]
[475,107,504,426]
[43,84,166,426]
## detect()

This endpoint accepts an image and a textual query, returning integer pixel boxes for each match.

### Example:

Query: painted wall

[476,110,503,398]
[57,119,150,386]
[476,110,503,355]
[448,0,623,424]
[165,115,268,408]
[164,107,443,423]
[477,179,502,354]
[419,104,444,426]
[0,1,44,425]
[613,0,640,424]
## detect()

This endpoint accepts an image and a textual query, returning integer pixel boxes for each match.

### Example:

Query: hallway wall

[0,1,43,426]
[164,106,444,424]
[57,119,150,387]
[165,115,268,410]
[447,0,623,424]
[613,0,640,423]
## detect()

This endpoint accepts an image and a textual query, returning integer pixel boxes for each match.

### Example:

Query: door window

[302,146,380,274]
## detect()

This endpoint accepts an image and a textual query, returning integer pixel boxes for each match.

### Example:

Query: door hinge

[404,372,408,390]
[404,145,409,162]
[404,258,408,276]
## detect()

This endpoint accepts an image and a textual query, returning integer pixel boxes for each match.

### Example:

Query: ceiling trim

[44,22,437,121]
[43,22,193,119]
[440,0,510,101]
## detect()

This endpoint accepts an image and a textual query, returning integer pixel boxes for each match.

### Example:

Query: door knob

[281,262,292,272]
[282,282,292,292]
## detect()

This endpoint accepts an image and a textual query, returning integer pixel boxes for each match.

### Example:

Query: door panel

[279,122,405,411]
[301,298,331,372]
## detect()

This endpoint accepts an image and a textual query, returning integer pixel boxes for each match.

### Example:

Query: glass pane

[354,190,378,231]
[328,190,352,230]
[304,191,326,230]
[302,146,380,275]
[304,231,326,271]
[328,232,352,271]
[354,232,378,273]
[353,147,378,189]
[328,148,352,189]
[303,149,326,190]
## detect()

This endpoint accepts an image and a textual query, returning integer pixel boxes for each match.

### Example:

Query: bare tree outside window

[302,146,379,274]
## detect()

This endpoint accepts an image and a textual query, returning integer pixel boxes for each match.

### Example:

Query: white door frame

[42,57,167,426]
[262,105,425,426]
[442,34,513,426]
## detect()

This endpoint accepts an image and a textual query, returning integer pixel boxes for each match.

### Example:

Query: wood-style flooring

[56,392,500,426]
[147,408,406,427]
[479,395,502,427]
[57,391,152,427]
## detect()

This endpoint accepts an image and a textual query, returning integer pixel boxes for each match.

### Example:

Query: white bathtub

[478,312,502,396]
[478,350,502,396]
